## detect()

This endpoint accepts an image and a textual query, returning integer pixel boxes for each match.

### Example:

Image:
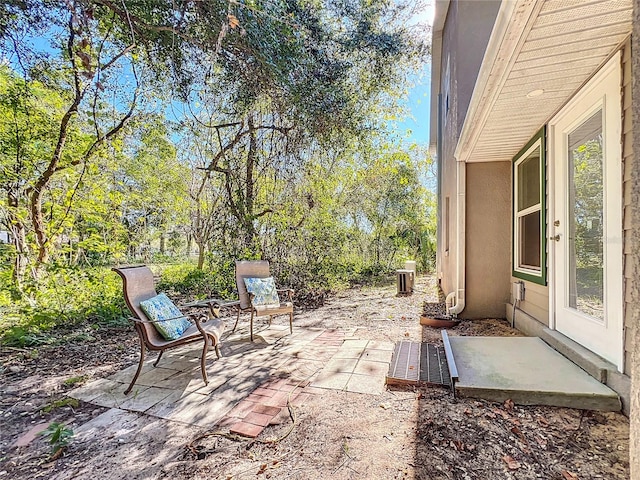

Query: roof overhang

[428,0,450,155]
[455,0,632,163]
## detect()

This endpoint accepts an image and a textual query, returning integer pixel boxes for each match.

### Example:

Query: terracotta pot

[419,315,460,328]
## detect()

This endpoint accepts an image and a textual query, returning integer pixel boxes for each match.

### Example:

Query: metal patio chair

[113,265,224,394]
[233,260,294,341]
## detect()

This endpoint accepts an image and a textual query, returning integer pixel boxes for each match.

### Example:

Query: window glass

[520,211,541,269]
[517,152,540,211]
[568,110,603,319]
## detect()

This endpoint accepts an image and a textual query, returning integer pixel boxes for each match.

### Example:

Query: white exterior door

[549,54,624,370]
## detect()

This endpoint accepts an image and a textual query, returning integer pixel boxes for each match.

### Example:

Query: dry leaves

[228,14,240,29]
[561,470,579,479]
[503,455,521,470]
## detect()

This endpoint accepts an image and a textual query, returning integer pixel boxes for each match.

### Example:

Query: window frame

[512,127,547,285]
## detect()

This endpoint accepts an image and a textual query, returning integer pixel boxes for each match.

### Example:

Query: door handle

[549,234,560,241]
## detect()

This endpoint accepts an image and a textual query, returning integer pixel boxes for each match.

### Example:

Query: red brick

[245,411,275,427]
[264,391,294,407]
[12,422,49,448]
[263,378,289,390]
[246,392,271,403]
[251,404,281,416]
[230,422,263,438]
[278,384,301,394]
[227,400,256,419]
[286,379,310,388]
[217,416,238,428]
[252,387,277,397]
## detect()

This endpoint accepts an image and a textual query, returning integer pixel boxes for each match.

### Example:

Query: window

[513,127,546,284]
[445,196,450,256]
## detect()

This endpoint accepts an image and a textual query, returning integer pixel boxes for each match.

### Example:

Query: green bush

[156,260,236,300]
[0,265,127,347]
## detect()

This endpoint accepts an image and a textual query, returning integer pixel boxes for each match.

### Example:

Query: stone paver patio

[69,321,394,438]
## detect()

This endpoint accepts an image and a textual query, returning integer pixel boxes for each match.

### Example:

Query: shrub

[0,265,127,347]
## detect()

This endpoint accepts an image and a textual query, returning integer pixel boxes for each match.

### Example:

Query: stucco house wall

[465,161,511,318]
[436,0,501,298]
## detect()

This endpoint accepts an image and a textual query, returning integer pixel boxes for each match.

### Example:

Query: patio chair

[233,260,294,341]
[113,265,224,394]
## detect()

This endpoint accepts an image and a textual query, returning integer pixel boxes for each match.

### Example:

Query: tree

[1,1,139,279]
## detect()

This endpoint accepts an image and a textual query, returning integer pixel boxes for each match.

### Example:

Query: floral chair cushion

[140,293,191,340]
[243,277,280,306]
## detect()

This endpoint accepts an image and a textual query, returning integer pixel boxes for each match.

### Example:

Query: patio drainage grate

[420,343,451,386]
[386,341,451,388]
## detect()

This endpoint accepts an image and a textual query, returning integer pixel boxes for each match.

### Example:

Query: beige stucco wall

[463,161,511,318]
[435,0,501,298]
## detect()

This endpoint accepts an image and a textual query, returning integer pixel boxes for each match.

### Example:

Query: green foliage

[63,376,87,387]
[0,0,435,341]
[157,260,236,300]
[0,266,127,347]
[38,422,74,455]
[41,398,80,414]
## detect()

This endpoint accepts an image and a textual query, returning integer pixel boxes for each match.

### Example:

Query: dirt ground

[0,275,630,479]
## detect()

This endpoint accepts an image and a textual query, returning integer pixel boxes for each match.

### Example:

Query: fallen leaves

[561,470,579,479]
[503,455,521,470]
[228,14,240,29]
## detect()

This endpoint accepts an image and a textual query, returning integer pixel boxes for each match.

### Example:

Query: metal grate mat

[386,341,451,388]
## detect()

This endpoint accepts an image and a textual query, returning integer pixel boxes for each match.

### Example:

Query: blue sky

[394,1,433,146]
[396,63,431,145]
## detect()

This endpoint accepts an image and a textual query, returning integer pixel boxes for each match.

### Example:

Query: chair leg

[268,315,273,326]
[215,342,221,359]
[200,337,209,386]
[232,306,240,332]
[125,339,146,395]
[250,310,255,342]
[289,312,293,334]
[153,350,164,367]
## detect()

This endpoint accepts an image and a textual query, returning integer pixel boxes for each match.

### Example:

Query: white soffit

[455,0,632,163]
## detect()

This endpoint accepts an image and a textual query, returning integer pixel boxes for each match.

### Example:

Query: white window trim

[513,138,544,279]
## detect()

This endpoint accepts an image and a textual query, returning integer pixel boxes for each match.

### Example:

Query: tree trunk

[30,187,49,267]
[160,234,166,254]
[196,241,205,270]
[186,234,192,257]
[6,190,28,286]
[243,114,258,249]
[630,2,639,477]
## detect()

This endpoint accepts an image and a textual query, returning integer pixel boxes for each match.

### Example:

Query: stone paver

[311,339,394,395]
[119,386,175,411]
[312,371,351,390]
[69,326,395,437]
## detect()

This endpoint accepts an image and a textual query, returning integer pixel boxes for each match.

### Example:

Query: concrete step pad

[448,336,620,412]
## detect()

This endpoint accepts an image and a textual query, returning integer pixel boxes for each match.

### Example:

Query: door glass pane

[519,211,541,269]
[567,110,604,320]
[517,150,540,211]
